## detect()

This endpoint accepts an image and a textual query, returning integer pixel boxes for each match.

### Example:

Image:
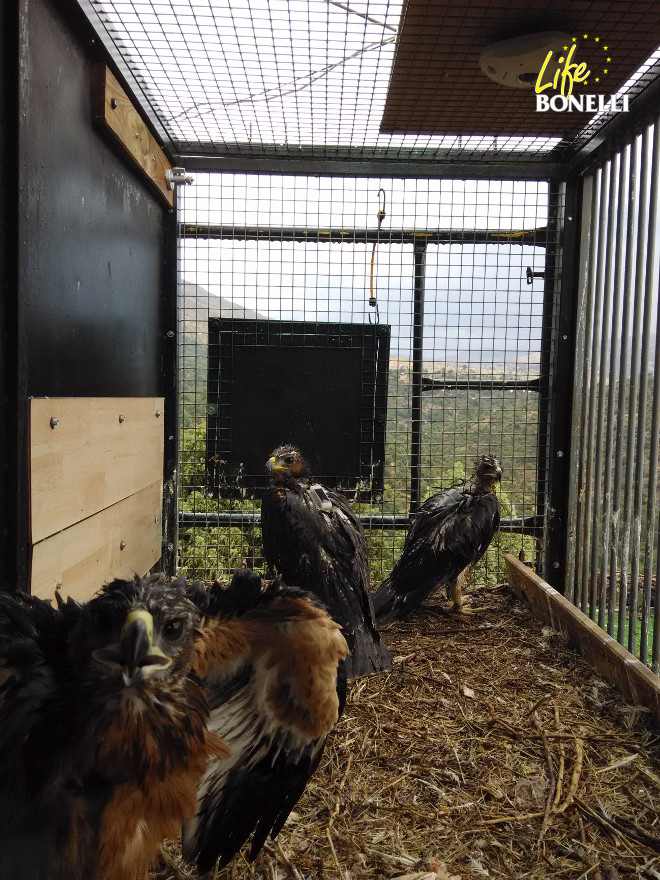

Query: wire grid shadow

[177,174,552,587]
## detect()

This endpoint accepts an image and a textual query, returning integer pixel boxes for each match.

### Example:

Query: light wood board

[93,64,174,208]
[30,397,164,543]
[31,481,163,603]
[505,554,660,728]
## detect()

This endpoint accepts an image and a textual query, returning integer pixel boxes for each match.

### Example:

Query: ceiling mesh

[86,0,660,163]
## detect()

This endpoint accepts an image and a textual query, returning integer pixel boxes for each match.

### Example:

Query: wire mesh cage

[178,173,554,586]
[73,0,660,665]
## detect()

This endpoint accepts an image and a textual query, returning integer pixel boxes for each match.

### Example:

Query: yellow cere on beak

[93,608,173,685]
[124,609,154,641]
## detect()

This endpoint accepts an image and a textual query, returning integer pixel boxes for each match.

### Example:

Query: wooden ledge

[505,554,660,729]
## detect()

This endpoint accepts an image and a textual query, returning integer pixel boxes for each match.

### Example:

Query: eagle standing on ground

[260,444,392,678]
[372,455,502,625]
[0,571,347,879]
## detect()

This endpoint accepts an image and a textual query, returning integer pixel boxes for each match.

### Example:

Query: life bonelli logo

[535,36,629,113]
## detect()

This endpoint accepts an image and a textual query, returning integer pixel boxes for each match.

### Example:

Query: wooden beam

[505,554,660,728]
[31,481,163,603]
[93,64,174,208]
[30,397,164,543]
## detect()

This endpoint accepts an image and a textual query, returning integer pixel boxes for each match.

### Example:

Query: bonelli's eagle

[372,455,502,624]
[261,444,392,678]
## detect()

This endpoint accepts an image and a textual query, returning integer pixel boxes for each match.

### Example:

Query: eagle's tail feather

[343,624,392,678]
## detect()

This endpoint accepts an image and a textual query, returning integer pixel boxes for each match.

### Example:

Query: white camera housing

[479,31,573,90]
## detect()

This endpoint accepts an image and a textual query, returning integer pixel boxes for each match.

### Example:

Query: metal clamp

[166,167,194,190]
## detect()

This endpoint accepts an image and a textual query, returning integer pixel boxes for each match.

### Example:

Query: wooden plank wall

[29,397,164,601]
[505,554,660,728]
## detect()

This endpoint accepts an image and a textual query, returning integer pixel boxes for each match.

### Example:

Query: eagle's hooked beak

[267,455,287,474]
[119,610,172,687]
[93,609,173,687]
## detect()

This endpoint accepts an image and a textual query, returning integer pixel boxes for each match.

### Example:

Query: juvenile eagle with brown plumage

[0,570,347,879]
[372,455,502,624]
[260,444,392,679]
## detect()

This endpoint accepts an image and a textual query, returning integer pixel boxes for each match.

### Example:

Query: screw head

[552,561,561,569]
[118,414,125,423]
[119,540,126,551]
[166,330,175,338]
[50,417,59,429]
[111,97,118,109]
[556,450,564,458]
[155,410,162,418]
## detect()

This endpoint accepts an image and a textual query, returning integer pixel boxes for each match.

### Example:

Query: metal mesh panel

[178,174,552,587]
[567,122,660,670]
[83,0,660,164]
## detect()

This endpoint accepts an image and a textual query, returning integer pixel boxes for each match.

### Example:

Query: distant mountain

[180,281,266,343]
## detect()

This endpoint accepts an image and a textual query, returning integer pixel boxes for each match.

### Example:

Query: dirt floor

[152,583,660,880]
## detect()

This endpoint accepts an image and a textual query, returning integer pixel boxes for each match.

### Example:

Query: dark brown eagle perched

[260,444,392,679]
[372,455,502,625]
[0,570,347,879]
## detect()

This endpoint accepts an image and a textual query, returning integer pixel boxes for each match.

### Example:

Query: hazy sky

[179,175,548,367]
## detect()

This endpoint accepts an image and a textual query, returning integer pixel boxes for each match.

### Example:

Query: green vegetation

[178,364,539,584]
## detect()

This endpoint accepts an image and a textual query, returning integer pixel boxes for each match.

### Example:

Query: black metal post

[543,175,581,592]
[536,182,559,582]
[410,242,426,514]
[160,193,179,576]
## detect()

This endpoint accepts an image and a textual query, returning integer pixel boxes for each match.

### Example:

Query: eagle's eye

[284,455,295,464]
[162,618,185,641]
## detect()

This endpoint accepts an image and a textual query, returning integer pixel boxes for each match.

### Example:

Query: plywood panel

[30,397,164,543]
[31,482,163,603]
[505,554,660,728]
[93,64,174,208]
[381,0,660,138]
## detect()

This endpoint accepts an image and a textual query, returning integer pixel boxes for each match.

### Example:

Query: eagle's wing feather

[183,580,348,872]
[261,485,391,677]
[373,490,501,623]
[0,594,61,764]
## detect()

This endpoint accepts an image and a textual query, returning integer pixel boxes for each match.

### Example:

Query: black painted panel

[0,1,20,586]
[2,0,176,587]
[206,319,390,499]
[19,0,168,398]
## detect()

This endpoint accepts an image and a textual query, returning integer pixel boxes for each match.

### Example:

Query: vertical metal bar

[602,145,631,634]
[543,177,580,591]
[654,512,660,672]
[643,256,660,665]
[574,171,601,613]
[591,157,619,628]
[565,175,595,604]
[161,192,180,575]
[410,241,426,513]
[580,165,609,617]
[634,120,660,660]
[612,140,640,641]
[537,183,559,583]
[620,127,651,646]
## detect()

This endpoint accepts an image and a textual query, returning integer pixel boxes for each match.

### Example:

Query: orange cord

[369,189,386,309]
